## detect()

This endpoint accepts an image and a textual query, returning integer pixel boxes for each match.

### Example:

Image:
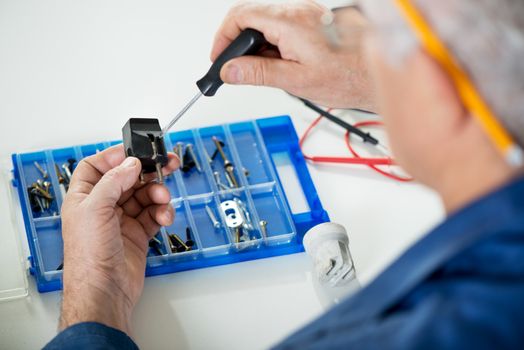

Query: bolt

[149,238,163,255]
[210,139,225,160]
[34,161,48,179]
[186,144,202,173]
[169,233,190,252]
[205,205,221,229]
[55,164,65,184]
[31,182,53,200]
[214,171,230,191]
[43,181,51,193]
[166,235,177,253]
[155,162,164,184]
[202,147,213,164]
[30,188,44,212]
[259,220,268,239]
[185,227,195,247]
[62,163,72,183]
[212,137,231,166]
[174,142,184,169]
[234,227,241,243]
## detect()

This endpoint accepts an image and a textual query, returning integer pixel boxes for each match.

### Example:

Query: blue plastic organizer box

[12,116,329,293]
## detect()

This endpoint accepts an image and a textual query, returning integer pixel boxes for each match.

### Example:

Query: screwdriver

[162,29,268,135]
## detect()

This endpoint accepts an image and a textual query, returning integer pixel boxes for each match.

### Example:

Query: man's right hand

[212,1,376,111]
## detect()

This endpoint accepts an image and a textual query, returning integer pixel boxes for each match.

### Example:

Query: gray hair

[361,0,524,147]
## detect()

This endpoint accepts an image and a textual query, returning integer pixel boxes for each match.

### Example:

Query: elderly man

[44,0,524,349]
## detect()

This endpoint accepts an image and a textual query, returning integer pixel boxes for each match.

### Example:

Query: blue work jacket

[44,176,524,349]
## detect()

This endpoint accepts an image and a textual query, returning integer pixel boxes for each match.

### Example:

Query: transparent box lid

[0,161,29,302]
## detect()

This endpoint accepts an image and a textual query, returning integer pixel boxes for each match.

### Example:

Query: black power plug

[122,118,169,183]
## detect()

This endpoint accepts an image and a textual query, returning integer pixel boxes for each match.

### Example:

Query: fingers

[68,145,127,196]
[220,56,303,90]
[120,183,171,218]
[87,157,142,209]
[136,204,175,238]
[210,3,281,61]
[137,153,180,184]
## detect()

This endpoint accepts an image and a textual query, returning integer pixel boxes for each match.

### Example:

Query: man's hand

[59,145,179,334]
[212,1,376,110]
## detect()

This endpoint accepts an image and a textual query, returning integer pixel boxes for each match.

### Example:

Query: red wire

[299,110,412,182]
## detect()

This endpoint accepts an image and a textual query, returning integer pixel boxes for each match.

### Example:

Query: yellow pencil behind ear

[394,0,524,166]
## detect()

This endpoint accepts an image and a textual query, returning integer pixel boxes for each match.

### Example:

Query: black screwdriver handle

[197,29,268,97]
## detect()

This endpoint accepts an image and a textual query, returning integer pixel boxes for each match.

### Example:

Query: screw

[149,238,163,255]
[205,205,221,229]
[55,164,65,184]
[166,235,177,253]
[30,188,44,212]
[243,168,250,177]
[31,182,53,200]
[155,162,164,184]
[212,137,239,187]
[202,147,213,164]
[34,161,48,179]
[169,233,190,252]
[186,144,202,173]
[259,220,268,239]
[43,181,51,193]
[150,138,164,184]
[234,227,241,243]
[174,142,184,169]
[62,163,72,183]
[212,137,231,166]
[185,226,195,247]
[210,139,225,160]
[214,171,230,191]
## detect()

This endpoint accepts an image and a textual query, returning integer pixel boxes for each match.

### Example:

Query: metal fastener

[185,226,195,248]
[62,163,72,183]
[169,233,190,252]
[202,147,213,164]
[234,198,253,231]
[186,144,202,173]
[214,171,230,191]
[151,140,164,184]
[205,205,221,229]
[259,220,268,239]
[174,142,184,169]
[34,161,48,179]
[55,164,65,184]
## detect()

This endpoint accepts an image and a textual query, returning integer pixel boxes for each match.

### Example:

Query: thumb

[221,56,301,90]
[88,157,141,209]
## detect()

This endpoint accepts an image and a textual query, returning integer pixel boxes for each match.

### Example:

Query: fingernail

[122,157,137,168]
[225,64,243,83]
[164,208,173,223]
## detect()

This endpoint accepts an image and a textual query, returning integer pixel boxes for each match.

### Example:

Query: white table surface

[0,1,444,349]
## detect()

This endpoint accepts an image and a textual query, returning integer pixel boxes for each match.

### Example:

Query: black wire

[297,97,380,146]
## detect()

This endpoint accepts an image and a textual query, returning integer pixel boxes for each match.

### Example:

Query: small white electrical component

[303,222,356,287]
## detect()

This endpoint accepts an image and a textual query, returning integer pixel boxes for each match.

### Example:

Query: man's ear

[411,48,468,134]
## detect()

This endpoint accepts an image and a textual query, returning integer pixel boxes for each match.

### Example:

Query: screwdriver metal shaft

[162,91,202,135]
[162,29,267,136]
